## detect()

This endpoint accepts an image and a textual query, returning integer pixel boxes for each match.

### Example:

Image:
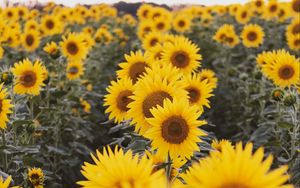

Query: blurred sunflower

[211,139,232,152]
[117,50,151,83]
[263,0,279,19]
[137,20,154,39]
[198,69,218,89]
[172,15,192,33]
[127,75,187,134]
[66,61,84,80]
[22,30,40,52]
[145,99,207,159]
[137,4,153,20]
[286,17,300,36]
[0,176,12,188]
[77,147,166,188]
[181,142,293,188]
[241,24,264,48]
[179,73,214,111]
[235,6,252,24]
[142,32,163,50]
[289,0,300,16]
[80,98,91,113]
[24,19,39,32]
[104,78,134,123]
[0,46,3,60]
[94,28,112,44]
[60,33,88,61]
[28,168,44,188]
[40,15,62,35]
[0,83,13,129]
[154,17,170,32]
[287,33,300,51]
[11,59,46,96]
[251,0,265,13]
[43,42,59,56]
[162,36,202,75]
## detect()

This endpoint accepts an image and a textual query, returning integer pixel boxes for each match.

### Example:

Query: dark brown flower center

[26,34,34,46]
[292,0,300,12]
[142,91,172,118]
[270,4,278,12]
[241,11,247,18]
[294,39,300,46]
[129,62,148,83]
[178,20,186,27]
[20,71,37,87]
[150,38,158,47]
[157,22,165,30]
[171,51,190,68]
[68,66,79,75]
[187,87,200,103]
[66,42,79,55]
[226,37,234,43]
[18,10,24,17]
[46,20,54,29]
[279,9,285,17]
[278,65,295,80]
[116,90,133,112]
[247,31,257,41]
[0,99,3,113]
[142,10,149,17]
[255,0,262,7]
[292,24,300,35]
[161,115,189,144]
[7,11,13,17]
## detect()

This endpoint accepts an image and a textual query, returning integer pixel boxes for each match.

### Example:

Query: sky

[1,0,250,7]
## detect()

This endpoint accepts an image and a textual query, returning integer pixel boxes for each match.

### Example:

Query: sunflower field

[0,0,299,187]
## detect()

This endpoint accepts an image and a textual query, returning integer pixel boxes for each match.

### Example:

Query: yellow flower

[263,0,280,20]
[172,14,192,33]
[181,142,293,188]
[28,168,44,187]
[142,32,163,50]
[137,20,155,39]
[40,15,63,36]
[289,0,300,17]
[80,98,91,113]
[251,0,265,14]
[60,33,88,61]
[94,28,112,44]
[235,6,252,24]
[22,30,40,52]
[77,146,166,188]
[0,176,12,188]
[104,78,134,123]
[286,17,300,36]
[66,61,85,80]
[43,42,59,56]
[153,17,170,32]
[137,4,153,20]
[198,69,218,89]
[287,33,300,51]
[241,24,264,48]
[211,139,232,152]
[145,98,207,159]
[11,59,46,96]
[162,36,201,75]
[24,19,39,32]
[213,24,240,47]
[0,83,13,129]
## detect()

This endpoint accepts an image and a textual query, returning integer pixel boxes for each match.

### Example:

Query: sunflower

[287,33,300,51]
[11,59,46,96]
[251,0,265,13]
[3,30,20,48]
[0,83,13,129]
[142,32,163,50]
[241,24,264,48]
[181,142,293,188]
[277,4,289,22]
[289,0,300,16]
[104,78,134,123]
[117,50,151,83]
[22,30,40,52]
[198,69,218,89]
[0,176,11,188]
[213,24,240,47]
[263,0,280,19]
[24,19,39,32]
[77,146,166,188]
[43,42,59,56]
[80,98,91,113]
[137,4,153,20]
[179,74,214,111]
[154,17,170,32]
[172,15,192,33]
[40,15,63,36]
[161,36,202,75]
[266,50,300,88]
[94,28,113,44]
[28,168,44,187]
[286,17,300,36]
[60,33,88,61]
[127,75,187,134]
[235,6,252,24]
[145,99,206,159]
[211,139,232,152]
[66,61,85,80]
[145,43,164,63]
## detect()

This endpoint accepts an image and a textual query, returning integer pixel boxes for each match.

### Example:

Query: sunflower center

[247,31,257,41]
[150,38,158,47]
[255,1,262,7]
[219,183,249,188]
[68,66,79,75]
[226,37,234,43]
[241,11,247,18]
[294,39,300,46]
[161,115,189,144]
[178,20,186,27]
[187,87,200,103]
[144,26,151,33]
[171,51,190,68]
[129,62,148,83]
[46,20,54,29]
[292,24,300,35]
[279,9,285,17]
[7,11,13,17]
[20,71,37,87]
[116,90,133,112]
[26,35,34,46]
[270,5,277,12]
[66,42,79,55]
[157,22,165,30]
[0,99,3,113]
[18,10,24,17]
[292,0,300,12]
[278,65,295,80]
[142,10,149,17]
[142,91,172,118]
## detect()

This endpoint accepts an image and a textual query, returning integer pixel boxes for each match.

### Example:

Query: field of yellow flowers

[0,0,299,187]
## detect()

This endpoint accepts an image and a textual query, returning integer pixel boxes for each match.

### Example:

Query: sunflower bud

[0,72,13,85]
[271,89,284,101]
[283,94,296,106]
